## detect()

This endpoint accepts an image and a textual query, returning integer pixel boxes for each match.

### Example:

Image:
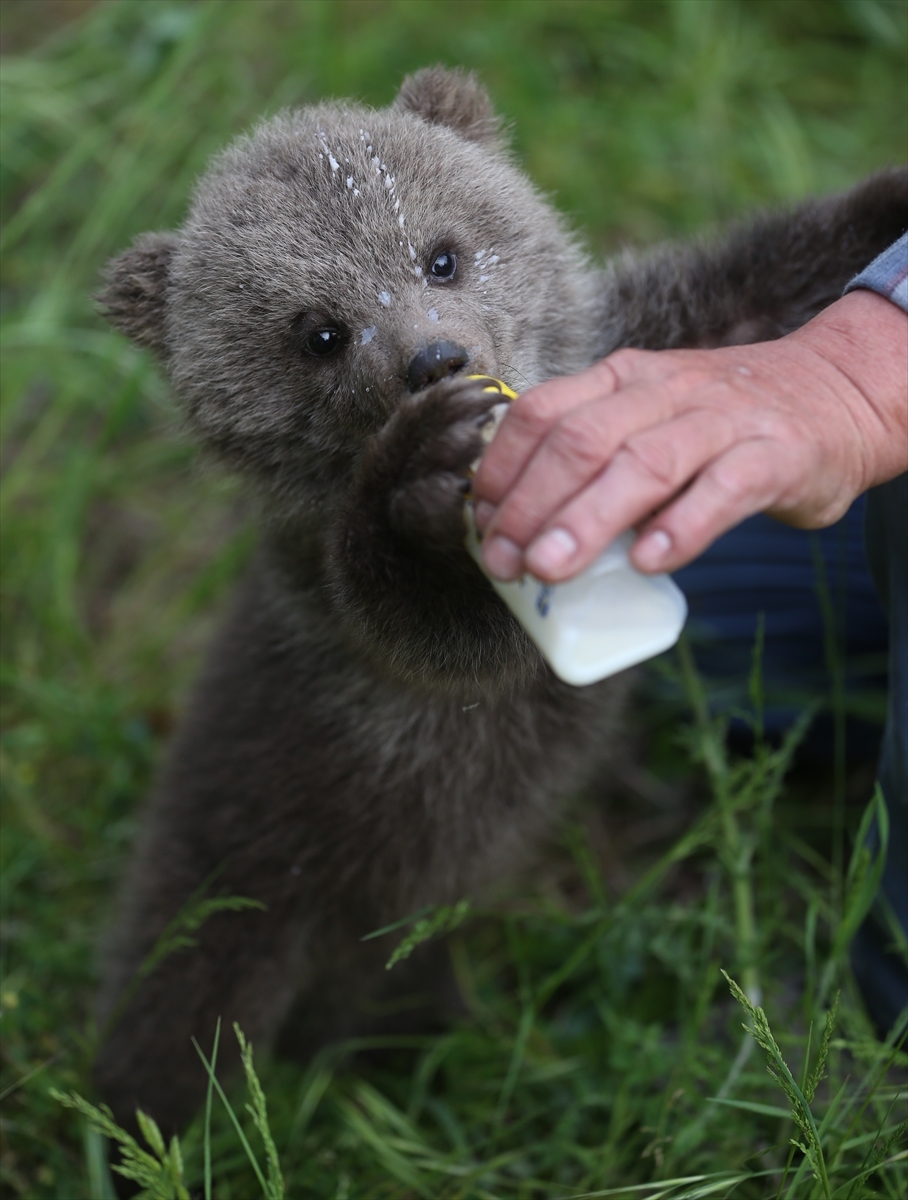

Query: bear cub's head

[100,68,599,510]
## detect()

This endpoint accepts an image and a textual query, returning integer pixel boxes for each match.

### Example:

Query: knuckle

[607,345,677,381]
[674,363,714,394]
[510,388,560,436]
[605,346,632,366]
[546,416,605,469]
[605,346,646,375]
[707,459,751,505]
[619,435,679,488]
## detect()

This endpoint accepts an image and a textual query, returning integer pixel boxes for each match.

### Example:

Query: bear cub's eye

[429,251,457,281]
[304,327,344,357]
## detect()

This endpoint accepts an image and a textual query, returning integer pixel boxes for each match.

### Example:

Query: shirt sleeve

[844,232,908,314]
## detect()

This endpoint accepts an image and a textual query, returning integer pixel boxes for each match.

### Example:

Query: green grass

[1,0,907,1196]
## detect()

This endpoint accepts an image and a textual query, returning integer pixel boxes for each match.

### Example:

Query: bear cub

[94,66,907,1138]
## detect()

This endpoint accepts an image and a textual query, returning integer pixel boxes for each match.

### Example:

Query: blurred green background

[1,1,906,1196]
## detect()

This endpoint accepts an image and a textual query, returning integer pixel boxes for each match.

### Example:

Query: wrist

[790,290,908,494]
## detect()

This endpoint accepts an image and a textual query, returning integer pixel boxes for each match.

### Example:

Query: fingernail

[526,527,578,575]
[634,529,672,570]
[474,500,495,531]
[482,534,524,580]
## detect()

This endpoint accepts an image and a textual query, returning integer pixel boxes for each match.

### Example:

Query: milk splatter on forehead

[314,126,428,288]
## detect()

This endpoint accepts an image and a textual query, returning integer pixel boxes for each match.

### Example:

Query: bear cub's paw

[371,375,501,546]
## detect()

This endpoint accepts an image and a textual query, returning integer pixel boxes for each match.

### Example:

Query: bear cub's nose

[406,341,469,392]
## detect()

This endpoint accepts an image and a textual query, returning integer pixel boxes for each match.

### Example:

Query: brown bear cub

[94,67,907,1139]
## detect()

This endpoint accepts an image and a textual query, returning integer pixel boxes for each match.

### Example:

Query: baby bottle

[464,376,688,686]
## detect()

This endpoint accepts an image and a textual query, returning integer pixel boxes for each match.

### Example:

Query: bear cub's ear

[394,67,506,150]
[97,231,178,359]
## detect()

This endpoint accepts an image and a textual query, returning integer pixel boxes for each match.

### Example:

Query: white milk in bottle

[464,376,687,686]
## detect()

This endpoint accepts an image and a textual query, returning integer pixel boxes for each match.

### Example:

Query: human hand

[473,290,908,581]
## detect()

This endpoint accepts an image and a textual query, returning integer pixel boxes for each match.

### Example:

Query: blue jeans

[852,474,908,1035]
[673,476,907,1034]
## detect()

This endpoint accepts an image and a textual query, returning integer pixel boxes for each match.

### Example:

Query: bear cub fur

[94,67,907,1137]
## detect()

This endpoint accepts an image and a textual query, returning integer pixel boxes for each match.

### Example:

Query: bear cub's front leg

[359,374,501,549]
[327,375,530,689]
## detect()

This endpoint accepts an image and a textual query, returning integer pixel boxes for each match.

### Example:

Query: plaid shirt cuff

[844,232,908,314]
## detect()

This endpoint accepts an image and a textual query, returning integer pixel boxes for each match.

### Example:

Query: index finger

[474,357,621,505]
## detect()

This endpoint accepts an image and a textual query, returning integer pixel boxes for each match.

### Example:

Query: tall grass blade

[102,874,265,1041]
[382,898,471,970]
[203,1016,220,1200]
[495,1003,534,1125]
[234,1023,284,1199]
[830,785,889,969]
[51,1089,189,1199]
[191,1034,270,1198]
[806,993,839,1103]
[84,1125,118,1200]
[722,971,831,1198]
